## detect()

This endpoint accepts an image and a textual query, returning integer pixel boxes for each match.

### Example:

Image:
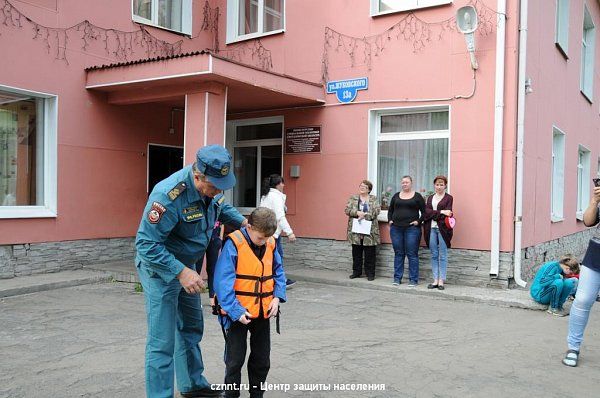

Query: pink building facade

[0,0,598,287]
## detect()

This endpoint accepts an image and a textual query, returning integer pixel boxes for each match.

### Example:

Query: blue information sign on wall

[326,77,368,103]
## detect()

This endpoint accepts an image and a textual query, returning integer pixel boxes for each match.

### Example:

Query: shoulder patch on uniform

[167,181,187,201]
[217,196,225,205]
[148,201,167,224]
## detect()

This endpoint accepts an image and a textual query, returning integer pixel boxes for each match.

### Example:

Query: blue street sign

[326,77,368,103]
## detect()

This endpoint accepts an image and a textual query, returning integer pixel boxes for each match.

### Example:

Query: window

[132,0,192,35]
[226,0,285,43]
[369,107,450,210]
[555,0,570,56]
[577,145,591,219]
[581,5,595,101]
[0,86,57,219]
[225,117,283,213]
[551,127,565,221]
[370,0,452,16]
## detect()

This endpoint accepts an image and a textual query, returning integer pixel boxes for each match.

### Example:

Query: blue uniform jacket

[214,227,287,329]
[530,261,563,298]
[135,165,246,282]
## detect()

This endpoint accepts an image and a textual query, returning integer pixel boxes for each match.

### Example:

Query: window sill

[555,42,569,60]
[226,29,284,45]
[370,0,452,17]
[581,90,593,104]
[551,215,564,223]
[576,211,584,221]
[0,207,57,219]
[132,18,191,36]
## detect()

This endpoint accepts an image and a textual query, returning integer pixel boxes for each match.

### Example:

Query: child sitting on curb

[530,255,580,317]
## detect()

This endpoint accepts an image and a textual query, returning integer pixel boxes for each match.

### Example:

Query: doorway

[226,117,283,213]
[147,144,184,195]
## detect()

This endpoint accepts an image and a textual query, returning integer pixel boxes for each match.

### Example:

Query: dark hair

[433,175,448,185]
[248,207,277,236]
[261,174,284,197]
[360,180,373,193]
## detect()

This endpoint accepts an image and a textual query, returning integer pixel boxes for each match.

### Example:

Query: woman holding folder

[345,180,381,281]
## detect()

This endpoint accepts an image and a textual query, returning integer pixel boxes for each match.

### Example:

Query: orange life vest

[228,230,276,319]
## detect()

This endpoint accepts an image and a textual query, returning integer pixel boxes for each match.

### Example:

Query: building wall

[522,0,600,251]
[223,0,521,253]
[0,0,211,245]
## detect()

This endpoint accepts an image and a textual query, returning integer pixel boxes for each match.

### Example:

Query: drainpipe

[490,0,507,277]
[513,0,529,287]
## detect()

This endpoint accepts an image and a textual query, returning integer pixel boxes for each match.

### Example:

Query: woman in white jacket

[260,174,296,286]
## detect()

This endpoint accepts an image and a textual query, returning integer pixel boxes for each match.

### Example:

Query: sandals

[562,349,579,367]
[427,283,438,289]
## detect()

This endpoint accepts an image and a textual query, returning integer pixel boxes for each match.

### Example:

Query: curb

[0,274,113,298]
[285,271,546,311]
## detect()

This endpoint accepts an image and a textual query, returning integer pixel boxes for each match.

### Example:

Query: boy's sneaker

[286,278,296,288]
[547,307,569,317]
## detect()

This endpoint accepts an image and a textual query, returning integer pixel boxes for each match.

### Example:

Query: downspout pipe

[490,0,507,277]
[513,0,528,287]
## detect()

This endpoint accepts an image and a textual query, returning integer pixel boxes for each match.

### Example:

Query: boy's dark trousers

[224,317,271,398]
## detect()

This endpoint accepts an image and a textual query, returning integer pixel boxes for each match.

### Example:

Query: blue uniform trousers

[138,265,209,398]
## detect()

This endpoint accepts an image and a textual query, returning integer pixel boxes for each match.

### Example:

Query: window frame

[226,0,286,44]
[131,0,193,36]
[0,84,57,219]
[576,144,591,220]
[551,126,566,222]
[370,0,452,17]
[225,116,284,215]
[368,105,451,221]
[580,4,595,102]
[555,0,570,58]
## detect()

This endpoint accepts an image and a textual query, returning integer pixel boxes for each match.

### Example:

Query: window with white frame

[0,86,57,218]
[551,127,565,221]
[555,0,570,56]
[132,0,192,35]
[370,0,452,16]
[227,0,285,44]
[581,5,595,101]
[577,145,591,218]
[369,108,449,210]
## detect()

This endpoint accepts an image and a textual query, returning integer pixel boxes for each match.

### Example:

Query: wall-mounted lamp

[290,165,300,178]
[456,5,479,70]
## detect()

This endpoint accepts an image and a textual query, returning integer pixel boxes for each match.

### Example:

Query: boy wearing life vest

[214,207,287,398]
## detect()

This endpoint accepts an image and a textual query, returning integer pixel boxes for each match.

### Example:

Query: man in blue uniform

[136,145,246,398]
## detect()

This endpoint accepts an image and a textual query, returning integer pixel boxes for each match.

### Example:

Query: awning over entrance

[85,51,325,113]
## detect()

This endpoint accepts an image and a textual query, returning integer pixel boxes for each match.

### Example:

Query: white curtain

[0,108,18,206]
[159,0,183,31]
[239,0,258,35]
[378,138,448,207]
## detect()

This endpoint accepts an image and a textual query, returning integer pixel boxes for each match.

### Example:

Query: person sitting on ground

[214,207,287,398]
[530,255,580,317]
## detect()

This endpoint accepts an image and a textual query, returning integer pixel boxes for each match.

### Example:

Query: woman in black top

[387,175,425,286]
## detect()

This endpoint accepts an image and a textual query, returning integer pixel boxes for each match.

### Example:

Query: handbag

[444,216,456,230]
[582,237,600,269]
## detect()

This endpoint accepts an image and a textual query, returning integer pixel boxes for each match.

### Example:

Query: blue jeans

[138,265,209,398]
[567,266,600,351]
[390,224,421,283]
[276,236,284,260]
[429,228,448,282]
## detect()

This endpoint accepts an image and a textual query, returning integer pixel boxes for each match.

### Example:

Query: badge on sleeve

[148,201,167,224]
